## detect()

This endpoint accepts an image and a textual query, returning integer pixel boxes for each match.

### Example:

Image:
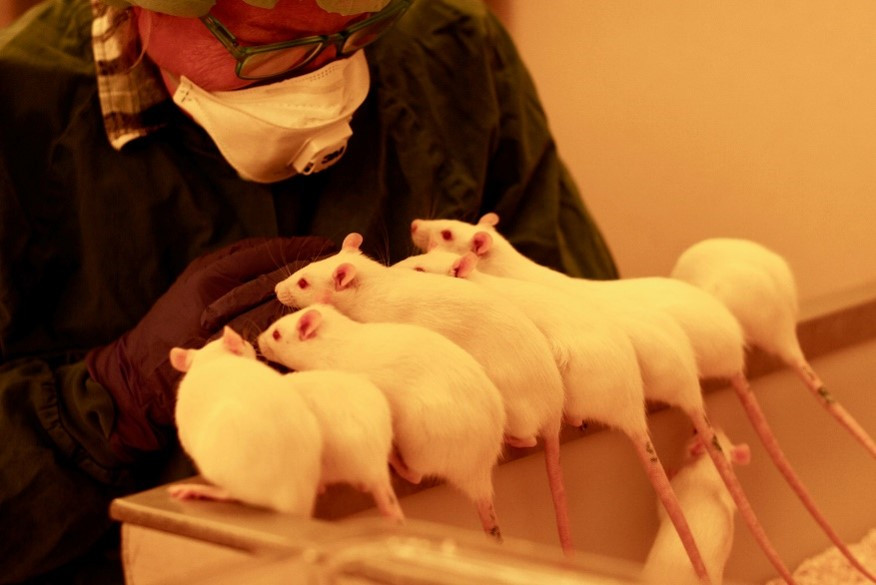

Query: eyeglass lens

[238,6,404,79]
[240,45,323,79]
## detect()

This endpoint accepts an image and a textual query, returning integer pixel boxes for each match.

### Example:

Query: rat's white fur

[170,328,322,515]
[409,217,809,583]
[670,239,876,582]
[259,304,505,509]
[275,235,563,445]
[642,430,751,585]
[410,216,747,380]
[393,248,731,579]
[671,238,803,369]
[286,369,403,521]
[274,235,576,552]
[393,249,646,436]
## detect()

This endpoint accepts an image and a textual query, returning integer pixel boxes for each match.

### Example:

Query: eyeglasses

[200,0,412,81]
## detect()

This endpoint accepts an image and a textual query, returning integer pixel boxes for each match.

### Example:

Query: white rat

[642,429,752,585]
[671,237,876,461]
[671,238,876,582]
[258,303,506,541]
[410,214,803,585]
[283,369,404,522]
[168,326,322,516]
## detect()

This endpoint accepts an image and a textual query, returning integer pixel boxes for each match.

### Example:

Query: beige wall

[493,1,876,308]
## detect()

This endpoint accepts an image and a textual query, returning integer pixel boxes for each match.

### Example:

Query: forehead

[431,220,478,237]
[267,314,298,335]
[210,0,364,37]
[428,218,470,229]
[296,251,346,274]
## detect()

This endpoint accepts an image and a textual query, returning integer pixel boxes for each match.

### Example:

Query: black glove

[85,236,336,461]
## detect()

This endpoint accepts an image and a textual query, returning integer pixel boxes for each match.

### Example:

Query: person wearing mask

[0,0,618,582]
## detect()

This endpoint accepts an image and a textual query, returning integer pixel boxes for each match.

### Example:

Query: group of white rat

[167,213,876,585]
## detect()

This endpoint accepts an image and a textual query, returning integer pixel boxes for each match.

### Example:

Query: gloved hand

[86,236,336,462]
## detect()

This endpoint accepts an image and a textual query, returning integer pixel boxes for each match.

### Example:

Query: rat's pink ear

[222,326,247,356]
[297,309,322,341]
[333,262,357,291]
[471,231,493,257]
[342,233,363,252]
[169,347,193,373]
[730,443,751,466]
[478,212,500,227]
[452,252,479,278]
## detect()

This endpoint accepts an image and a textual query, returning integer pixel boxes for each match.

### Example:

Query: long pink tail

[630,432,712,585]
[542,433,575,556]
[794,361,876,460]
[731,373,876,584]
[689,411,797,585]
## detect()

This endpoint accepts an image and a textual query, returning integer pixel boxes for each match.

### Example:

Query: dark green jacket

[0,0,616,581]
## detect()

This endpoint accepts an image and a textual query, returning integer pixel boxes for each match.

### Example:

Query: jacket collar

[91,0,169,150]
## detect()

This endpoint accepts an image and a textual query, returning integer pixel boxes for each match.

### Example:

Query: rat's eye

[441,229,453,241]
[297,278,309,289]
[272,329,282,341]
[414,267,425,272]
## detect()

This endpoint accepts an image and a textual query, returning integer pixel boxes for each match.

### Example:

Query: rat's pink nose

[411,219,420,234]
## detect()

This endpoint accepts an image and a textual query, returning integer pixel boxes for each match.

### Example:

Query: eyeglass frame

[199,0,412,80]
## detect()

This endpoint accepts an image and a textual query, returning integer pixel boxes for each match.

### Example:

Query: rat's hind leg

[389,446,423,484]
[371,480,405,524]
[475,498,503,543]
[167,482,235,503]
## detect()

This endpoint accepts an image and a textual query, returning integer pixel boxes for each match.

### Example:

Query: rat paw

[168,483,233,502]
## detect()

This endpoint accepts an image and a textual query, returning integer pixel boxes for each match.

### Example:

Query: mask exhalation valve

[291,122,353,176]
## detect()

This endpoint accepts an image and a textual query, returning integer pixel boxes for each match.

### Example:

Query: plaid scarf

[90,0,170,150]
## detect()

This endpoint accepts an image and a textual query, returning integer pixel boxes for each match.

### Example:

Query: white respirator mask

[171,50,370,183]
